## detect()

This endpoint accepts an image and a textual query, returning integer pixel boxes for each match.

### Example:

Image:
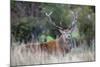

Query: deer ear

[59,29,63,33]
[69,30,72,33]
[65,29,71,33]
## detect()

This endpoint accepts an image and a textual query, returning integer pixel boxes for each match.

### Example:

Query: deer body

[23,32,71,56]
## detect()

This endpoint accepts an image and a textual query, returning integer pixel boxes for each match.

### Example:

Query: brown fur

[24,38,71,56]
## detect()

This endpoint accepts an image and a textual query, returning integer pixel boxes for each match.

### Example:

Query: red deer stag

[40,29,72,56]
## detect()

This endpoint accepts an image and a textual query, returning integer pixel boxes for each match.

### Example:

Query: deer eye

[68,35,71,38]
[67,34,71,38]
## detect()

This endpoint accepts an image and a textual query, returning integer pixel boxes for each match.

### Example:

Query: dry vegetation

[10,42,95,66]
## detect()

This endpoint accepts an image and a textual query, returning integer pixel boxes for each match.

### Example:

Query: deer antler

[45,11,63,30]
[68,11,78,32]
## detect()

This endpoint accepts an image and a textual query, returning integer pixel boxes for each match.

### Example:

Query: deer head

[59,29,71,40]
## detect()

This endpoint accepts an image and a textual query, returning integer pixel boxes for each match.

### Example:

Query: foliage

[78,6,95,46]
[11,1,95,47]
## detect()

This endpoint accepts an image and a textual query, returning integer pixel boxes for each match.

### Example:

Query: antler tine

[68,11,79,32]
[53,22,63,30]
[60,21,63,26]
[45,11,53,17]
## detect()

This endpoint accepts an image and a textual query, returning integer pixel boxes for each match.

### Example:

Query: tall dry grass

[10,42,95,66]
